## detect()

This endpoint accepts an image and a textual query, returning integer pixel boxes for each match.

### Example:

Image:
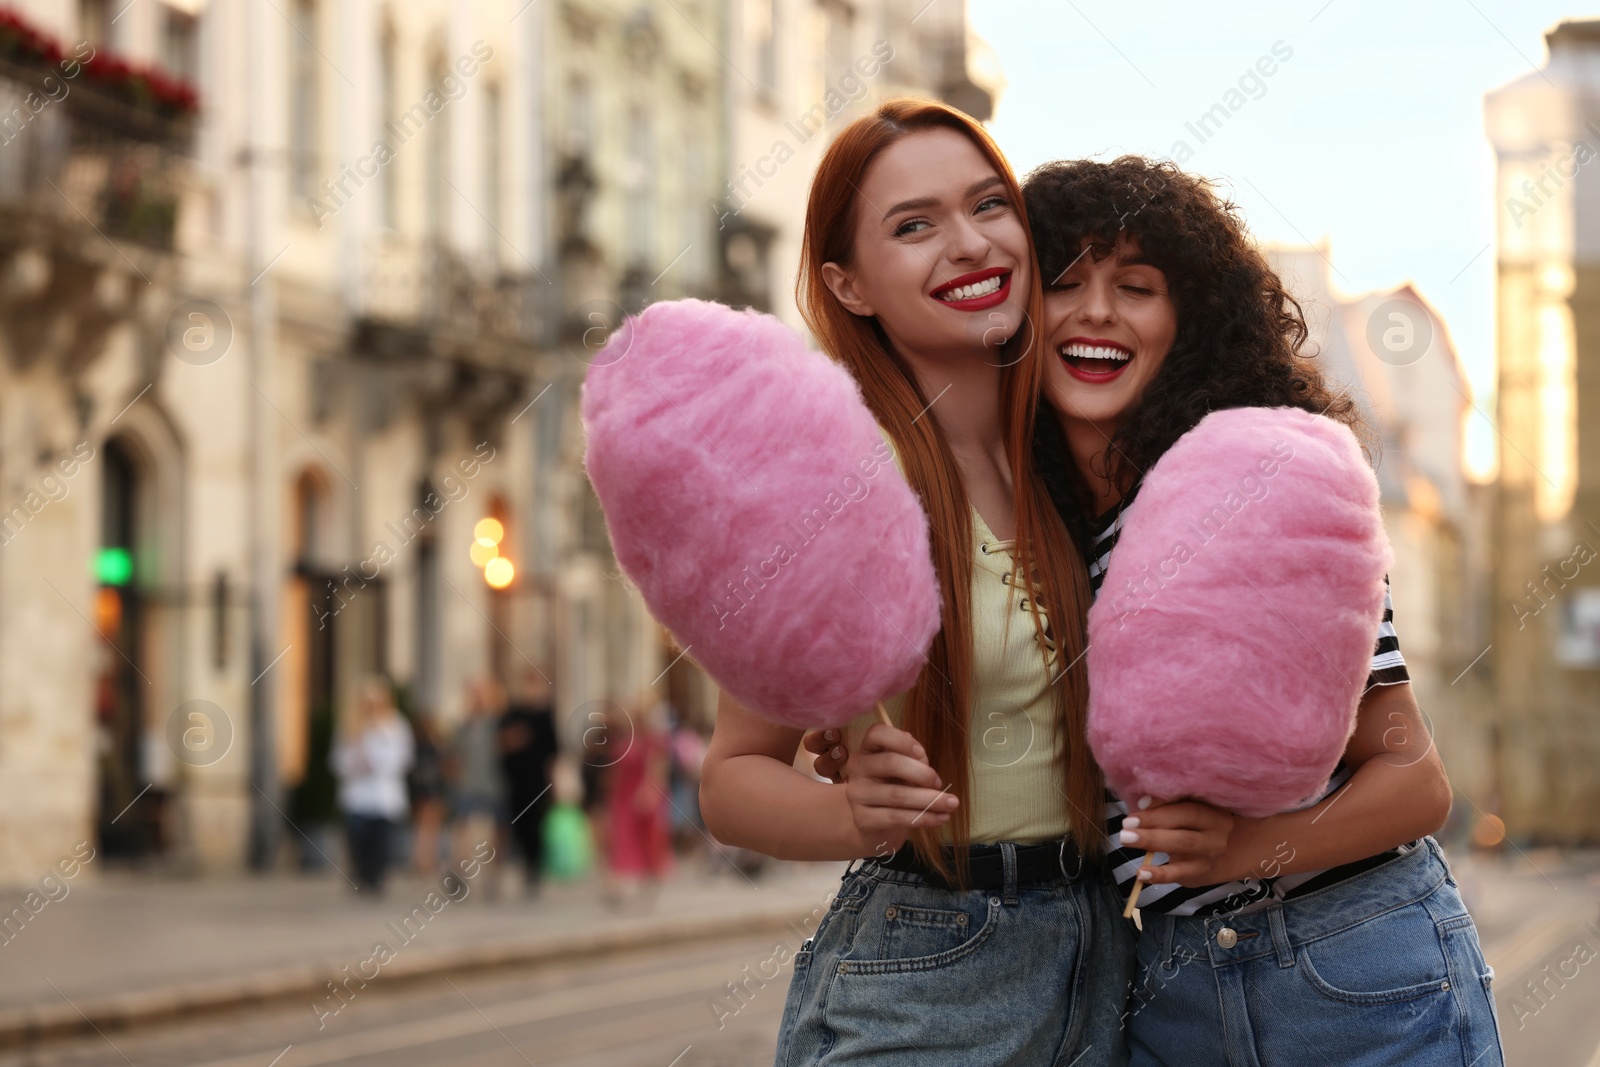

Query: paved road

[1464,850,1600,1067]
[4,849,1597,1066]
[0,933,795,1067]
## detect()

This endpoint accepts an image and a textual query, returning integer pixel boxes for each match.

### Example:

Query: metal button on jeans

[1216,927,1238,949]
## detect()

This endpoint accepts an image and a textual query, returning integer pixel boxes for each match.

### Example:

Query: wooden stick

[874,700,893,728]
[1122,849,1155,918]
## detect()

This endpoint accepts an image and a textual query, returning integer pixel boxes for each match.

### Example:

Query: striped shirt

[1090,481,1413,917]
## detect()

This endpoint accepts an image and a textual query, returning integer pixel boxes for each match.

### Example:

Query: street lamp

[485,556,515,589]
[472,516,514,588]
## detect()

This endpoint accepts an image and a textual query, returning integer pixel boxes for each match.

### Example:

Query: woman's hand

[845,723,957,857]
[1120,796,1236,887]
[802,728,849,783]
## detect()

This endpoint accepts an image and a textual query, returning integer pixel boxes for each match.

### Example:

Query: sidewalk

[0,856,844,1047]
[5,844,1593,1051]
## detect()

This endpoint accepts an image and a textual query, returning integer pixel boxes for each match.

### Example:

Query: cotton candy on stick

[1084,408,1391,916]
[581,298,940,731]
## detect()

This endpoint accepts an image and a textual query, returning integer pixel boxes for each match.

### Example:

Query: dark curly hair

[1021,156,1364,547]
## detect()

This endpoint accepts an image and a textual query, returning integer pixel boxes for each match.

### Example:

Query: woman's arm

[700,690,956,861]
[1147,682,1451,887]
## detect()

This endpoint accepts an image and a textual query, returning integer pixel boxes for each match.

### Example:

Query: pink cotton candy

[1086,407,1391,817]
[580,299,941,730]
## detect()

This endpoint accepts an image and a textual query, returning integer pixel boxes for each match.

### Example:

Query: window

[682,138,708,288]
[484,83,503,252]
[425,51,447,238]
[625,105,654,266]
[566,74,592,156]
[80,0,113,49]
[378,28,398,229]
[751,0,779,93]
[289,0,319,200]
[161,6,198,84]
[823,0,852,91]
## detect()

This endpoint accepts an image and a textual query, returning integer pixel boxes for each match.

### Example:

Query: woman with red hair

[701,100,1225,1066]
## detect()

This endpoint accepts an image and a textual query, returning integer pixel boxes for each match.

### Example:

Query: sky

[970,0,1582,480]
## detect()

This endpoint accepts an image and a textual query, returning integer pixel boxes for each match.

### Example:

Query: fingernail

[1137,796,1154,810]
[1120,830,1140,846]
[1137,868,1154,882]
[943,795,958,808]
[830,747,844,759]
[1122,816,1141,830]
[825,730,839,742]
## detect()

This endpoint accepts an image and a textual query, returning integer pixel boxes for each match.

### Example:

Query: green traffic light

[95,547,133,586]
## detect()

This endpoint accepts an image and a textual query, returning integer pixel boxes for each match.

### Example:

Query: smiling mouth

[1057,340,1133,381]
[930,268,1011,310]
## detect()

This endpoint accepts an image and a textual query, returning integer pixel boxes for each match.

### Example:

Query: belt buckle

[1058,838,1084,881]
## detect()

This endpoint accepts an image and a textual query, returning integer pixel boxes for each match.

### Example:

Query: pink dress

[606,729,674,877]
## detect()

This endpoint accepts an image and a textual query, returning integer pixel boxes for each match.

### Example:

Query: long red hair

[798,98,1102,880]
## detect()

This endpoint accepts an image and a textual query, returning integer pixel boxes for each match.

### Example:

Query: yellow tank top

[841,433,1070,844]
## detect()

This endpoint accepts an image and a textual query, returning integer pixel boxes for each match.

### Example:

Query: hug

[626,97,1504,1067]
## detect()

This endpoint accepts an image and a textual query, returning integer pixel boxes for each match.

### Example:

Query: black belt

[874,838,1086,891]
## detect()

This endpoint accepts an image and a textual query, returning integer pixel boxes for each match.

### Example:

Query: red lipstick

[930,268,1011,311]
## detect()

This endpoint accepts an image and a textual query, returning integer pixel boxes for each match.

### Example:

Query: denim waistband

[1141,837,1454,967]
[854,839,1089,903]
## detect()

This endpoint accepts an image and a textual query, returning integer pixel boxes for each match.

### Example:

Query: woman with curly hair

[1023,156,1504,1066]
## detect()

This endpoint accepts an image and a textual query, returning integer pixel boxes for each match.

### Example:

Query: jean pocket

[839,894,998,976]
[875,903,977,962]
[1296,904,1454,1005]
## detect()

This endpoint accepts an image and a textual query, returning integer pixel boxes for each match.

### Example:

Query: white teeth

[1060,343,1132,362]
[937,275,1003,302]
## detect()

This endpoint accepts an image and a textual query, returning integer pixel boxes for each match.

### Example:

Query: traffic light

[95,546,133,585]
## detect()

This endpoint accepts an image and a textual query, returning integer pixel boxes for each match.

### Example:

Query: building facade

[0,0,999,886]
[1268,247,1498,818]
[1485,19,1600,844]
[718,0,999,327]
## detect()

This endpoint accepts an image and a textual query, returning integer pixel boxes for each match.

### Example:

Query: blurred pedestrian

[605,692,673,906]
[449,679,507,898]
[290,703,338,873]
[499,669,559,896]
[330,677,413,895]
[666,705,707,859]
[540,754,595,882]
[407,712,447,877]
[579,704,613,881]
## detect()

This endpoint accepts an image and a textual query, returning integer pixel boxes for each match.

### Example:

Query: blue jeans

[1127,837,1504,1066]
[775,843,1136,1066]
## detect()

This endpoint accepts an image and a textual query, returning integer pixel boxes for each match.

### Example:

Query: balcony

[346,239,545,429]
[0,26,196,251]
[0,20,197,374]
[353,238,549,363]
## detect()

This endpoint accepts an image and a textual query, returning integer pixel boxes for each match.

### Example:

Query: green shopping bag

[542,802,593,881]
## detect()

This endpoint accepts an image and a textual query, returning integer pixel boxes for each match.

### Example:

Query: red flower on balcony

[0,5,199,118]
[0,7,63,68]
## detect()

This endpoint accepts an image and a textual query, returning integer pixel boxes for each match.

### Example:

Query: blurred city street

[0,847,1595,1065]
[0,858,842,1065]
[1,0,1599,1063]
